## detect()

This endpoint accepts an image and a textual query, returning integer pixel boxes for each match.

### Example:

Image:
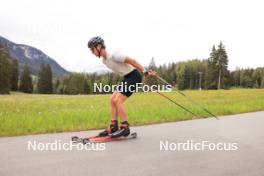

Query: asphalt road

[1,111,264,176]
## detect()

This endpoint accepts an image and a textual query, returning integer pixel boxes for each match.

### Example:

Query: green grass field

[0,89,264,137]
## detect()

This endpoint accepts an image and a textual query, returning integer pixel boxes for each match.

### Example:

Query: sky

[1,0,264,73]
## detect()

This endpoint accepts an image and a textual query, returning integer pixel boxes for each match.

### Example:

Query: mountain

[0,36,69,76]
[86,65,111,74]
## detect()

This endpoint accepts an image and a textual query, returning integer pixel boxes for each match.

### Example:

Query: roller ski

[71,121,137,144]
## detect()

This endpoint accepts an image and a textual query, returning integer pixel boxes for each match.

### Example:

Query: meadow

[0,89,264,136]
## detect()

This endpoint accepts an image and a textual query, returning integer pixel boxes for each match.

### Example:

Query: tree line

[1,42,264,95]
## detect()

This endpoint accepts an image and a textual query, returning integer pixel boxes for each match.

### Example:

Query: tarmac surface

[1,111,264,176]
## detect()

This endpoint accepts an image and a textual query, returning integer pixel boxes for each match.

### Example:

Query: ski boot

[110,121,130,138]
[98,120,119,137]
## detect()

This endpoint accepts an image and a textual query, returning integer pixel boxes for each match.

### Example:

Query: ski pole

[156,91,204,118]
[155,75,219,120]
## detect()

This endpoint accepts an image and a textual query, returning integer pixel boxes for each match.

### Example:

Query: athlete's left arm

[124,57,144,73]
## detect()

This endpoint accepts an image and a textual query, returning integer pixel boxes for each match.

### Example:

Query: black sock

[121,121,128,124]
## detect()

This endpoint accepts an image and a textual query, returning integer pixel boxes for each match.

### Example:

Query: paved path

[1,111,264,176]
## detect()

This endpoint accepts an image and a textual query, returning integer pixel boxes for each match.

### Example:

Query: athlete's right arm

[124,57,145,73]
[124,57,156,76]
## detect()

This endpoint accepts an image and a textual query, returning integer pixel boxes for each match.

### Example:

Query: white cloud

[1,0,263,72]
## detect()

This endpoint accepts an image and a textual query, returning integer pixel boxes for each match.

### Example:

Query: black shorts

[117,69,143,97]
